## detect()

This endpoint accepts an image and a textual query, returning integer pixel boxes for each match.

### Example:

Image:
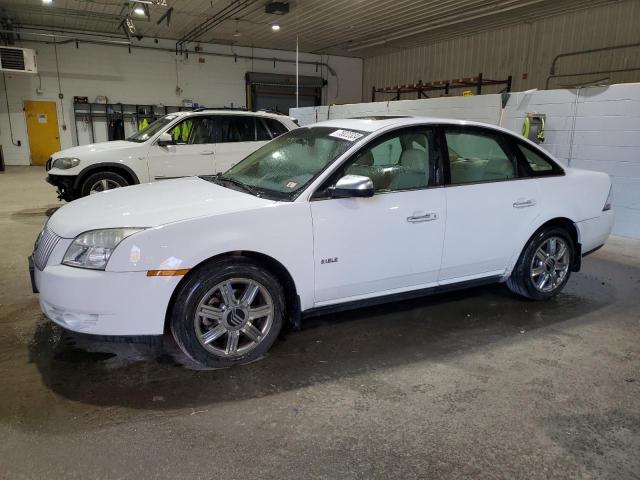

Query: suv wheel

[80,171,129,197]
[507,227,574,300]
[170,258,285,368]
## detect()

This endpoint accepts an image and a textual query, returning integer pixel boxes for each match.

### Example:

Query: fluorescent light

[42,0,53,4]
[133,6,146,16]
[271,24,280,32]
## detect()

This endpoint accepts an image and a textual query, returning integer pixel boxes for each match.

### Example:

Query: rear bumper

[577,210,614,254]
[47,174,77,201]
[34,264,181,336]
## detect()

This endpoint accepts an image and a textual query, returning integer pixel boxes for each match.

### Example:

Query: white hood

[52,141,138,159]
[48,177,275,238]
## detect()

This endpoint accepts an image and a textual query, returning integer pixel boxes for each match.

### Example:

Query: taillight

[603,185,612,211]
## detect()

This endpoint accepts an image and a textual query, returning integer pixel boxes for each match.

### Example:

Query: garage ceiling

[0,0,618,57]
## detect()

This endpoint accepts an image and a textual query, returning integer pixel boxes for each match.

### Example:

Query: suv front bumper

[47,174,77,201]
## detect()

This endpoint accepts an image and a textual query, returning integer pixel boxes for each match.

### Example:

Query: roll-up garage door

[245,72,326,114]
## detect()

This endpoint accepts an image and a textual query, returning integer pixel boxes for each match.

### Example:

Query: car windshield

[126,115,178,142]
[207,126,367,200]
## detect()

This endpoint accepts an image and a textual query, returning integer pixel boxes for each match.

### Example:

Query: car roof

[171,109,293,120]
[308,116,515,135]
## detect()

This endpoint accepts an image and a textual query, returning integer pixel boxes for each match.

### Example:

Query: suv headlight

[63,228,145,270]
[52,157,80,169]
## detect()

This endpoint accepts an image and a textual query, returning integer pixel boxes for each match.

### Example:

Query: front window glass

[166,117,216,145]
[446,130,516,184]
[344,130,435,192]
[126,115,178,142]
[214,127,366,199]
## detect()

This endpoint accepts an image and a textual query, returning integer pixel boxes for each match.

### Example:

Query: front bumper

[34,264,181,336]
[47,174,77,202]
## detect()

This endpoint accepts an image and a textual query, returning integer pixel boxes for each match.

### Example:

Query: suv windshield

[126,115,178,143]
[208,126,367,200]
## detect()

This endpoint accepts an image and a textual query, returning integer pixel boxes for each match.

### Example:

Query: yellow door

[24,100,61,166]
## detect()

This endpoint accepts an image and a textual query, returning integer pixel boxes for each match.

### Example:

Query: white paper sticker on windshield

[329,129,364,142]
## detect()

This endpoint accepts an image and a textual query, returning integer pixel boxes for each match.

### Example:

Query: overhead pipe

[2,29,337,76]
[549,42,640,75]
[545,66,640,90]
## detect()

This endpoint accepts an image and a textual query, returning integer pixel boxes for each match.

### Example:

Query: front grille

[34,226,62,270]
[0,48,25,71]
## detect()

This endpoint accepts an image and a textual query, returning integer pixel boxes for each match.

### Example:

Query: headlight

[63,228,145,270]
[52,157,80,169]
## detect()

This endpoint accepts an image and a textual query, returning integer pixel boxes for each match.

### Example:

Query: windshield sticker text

[329,129,364,142]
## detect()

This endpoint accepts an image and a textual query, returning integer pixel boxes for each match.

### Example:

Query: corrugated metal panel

[364,0,640,99]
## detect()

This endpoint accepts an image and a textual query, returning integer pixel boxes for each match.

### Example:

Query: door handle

[407,212,438,223]
[513,199,536,208]
[200,150,214,155]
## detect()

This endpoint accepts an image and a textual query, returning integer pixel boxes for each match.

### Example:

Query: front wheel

[170,258,284,368]
[507,227,574,300]
[80,171,129,197]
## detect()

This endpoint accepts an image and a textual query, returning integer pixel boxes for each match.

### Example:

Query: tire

[80,171,129,197]
[170,258,285,368]
[507,227,574,300]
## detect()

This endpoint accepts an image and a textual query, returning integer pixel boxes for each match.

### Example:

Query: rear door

[214,115,270,172]
[146,116,217,180]
[439,126,540,283]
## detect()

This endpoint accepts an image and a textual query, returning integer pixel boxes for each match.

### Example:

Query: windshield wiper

[216,175,261,197]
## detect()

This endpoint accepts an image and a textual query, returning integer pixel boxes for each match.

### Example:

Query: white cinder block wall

[0,36,362,166]
[291,83,640,239]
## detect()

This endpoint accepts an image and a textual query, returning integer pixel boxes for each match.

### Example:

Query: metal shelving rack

[371,73,512,101]
[72,102,195,146]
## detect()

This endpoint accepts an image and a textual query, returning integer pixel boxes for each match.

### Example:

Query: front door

[24,100,61,166]
[439,126,540,282]
[310,127,446,306]
[147,116,217,180]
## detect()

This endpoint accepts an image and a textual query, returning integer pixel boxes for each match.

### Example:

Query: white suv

[46,110,298,201]
[31,117,613,368]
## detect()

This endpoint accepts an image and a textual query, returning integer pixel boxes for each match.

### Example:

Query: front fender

[106,202,316,310]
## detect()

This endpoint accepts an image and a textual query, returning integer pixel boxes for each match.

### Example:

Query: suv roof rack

[190,107,249,112]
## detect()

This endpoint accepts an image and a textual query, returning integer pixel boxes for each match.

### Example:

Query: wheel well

[534,217,582,271]
[75,165,139,192]
[163,251,300,334]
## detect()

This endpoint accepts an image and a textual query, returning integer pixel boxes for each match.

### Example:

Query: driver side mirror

[331,174,375,198]
[157,132,174,147]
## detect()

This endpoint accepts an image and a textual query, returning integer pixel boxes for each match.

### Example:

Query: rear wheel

[80,171,129,197]
[170,258,284,368]
[507,227,574,300]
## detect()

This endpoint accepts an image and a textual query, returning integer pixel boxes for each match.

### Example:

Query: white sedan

[30,117,614,367]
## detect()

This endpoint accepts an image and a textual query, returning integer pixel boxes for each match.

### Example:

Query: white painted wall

[292,83,640,239]
[0,36,362,166]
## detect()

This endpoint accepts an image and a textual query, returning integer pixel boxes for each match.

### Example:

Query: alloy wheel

[193,278,274,357]
[89,179,122,194]
[530,236,570,293]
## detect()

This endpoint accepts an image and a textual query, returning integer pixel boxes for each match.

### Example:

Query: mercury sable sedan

[30,117,614,367]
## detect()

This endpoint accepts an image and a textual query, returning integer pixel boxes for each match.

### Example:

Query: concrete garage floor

[0,166,639,480]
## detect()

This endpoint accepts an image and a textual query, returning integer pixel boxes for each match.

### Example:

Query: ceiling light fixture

[271,24,280,32]
[42,0,54,4]
[233,19,241,37]
[133,6,146,16]
[126,17,136,34]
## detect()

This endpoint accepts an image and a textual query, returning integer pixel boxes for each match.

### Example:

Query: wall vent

[0,47,37,73]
